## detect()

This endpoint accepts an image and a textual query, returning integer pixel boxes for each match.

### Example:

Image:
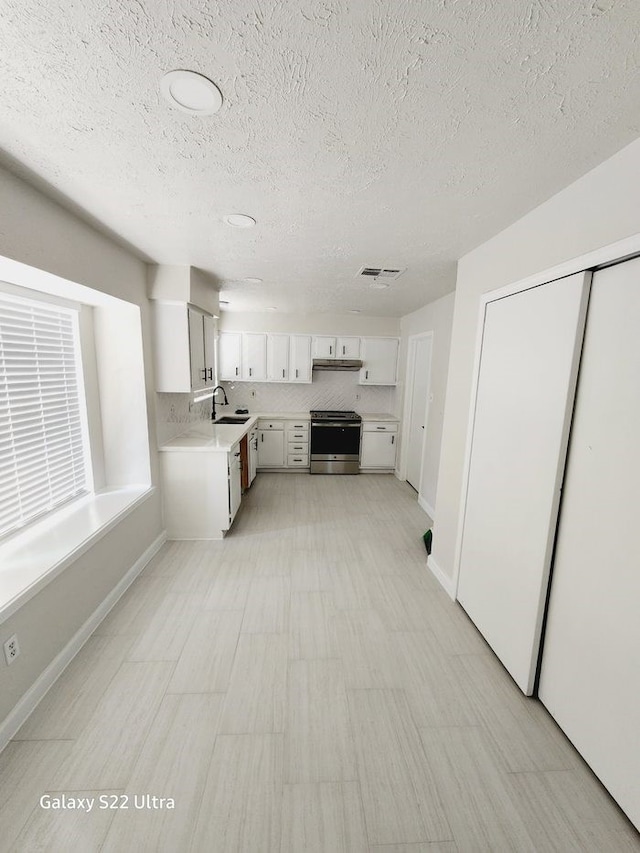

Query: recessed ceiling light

[369,281,390,290]
[160,70,223,115]
[243,277,263,284]
[219,300,229,305]
[268,306,278,311]
[224,214,256,228]
[349,309,362,314]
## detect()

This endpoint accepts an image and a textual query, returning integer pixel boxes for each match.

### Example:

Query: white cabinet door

[312,336,336,358]
[361,431,397,468]
[228,444,242,523]
[289,335,312,382]
[539,259,640,829]
[248,429,258,484]
[219,332,242,381]
[337,337,360,358]
[242,333,267,381]
[188,308,207,392]
[267,334,289,381]
[257,429,284,467]
[457,271,590,695]
[203,314,217,385]
[359,338,399,385]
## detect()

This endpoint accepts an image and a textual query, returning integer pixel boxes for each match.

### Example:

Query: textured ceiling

[1,0,639,316]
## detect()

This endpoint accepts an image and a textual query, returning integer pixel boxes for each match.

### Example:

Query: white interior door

[456,272,590,694]
[406,336,432,491]
[539,258,640,830]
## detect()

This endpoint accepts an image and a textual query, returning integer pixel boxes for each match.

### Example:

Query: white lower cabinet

[229,442,242,523]
[257,419,310,468]
[257,422,285,467]
[360,422,398,469]
[248,428,258,485]
[160,447,243,539]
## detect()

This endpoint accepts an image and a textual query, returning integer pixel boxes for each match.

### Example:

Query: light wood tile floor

[2,473,638,852]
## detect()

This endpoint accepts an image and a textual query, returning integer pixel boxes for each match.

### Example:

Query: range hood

[312,358,363,371]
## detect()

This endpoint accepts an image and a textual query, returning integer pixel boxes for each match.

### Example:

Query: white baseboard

[417,495,436,521]
[0,531,167,752]
[427,554,456,600]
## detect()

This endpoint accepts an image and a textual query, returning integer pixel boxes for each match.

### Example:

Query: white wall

[0,164,164,727]
[398,292,454,515]
[432,135,640,590]
[220,311,399,337]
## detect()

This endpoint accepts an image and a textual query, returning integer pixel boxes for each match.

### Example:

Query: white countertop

[359,412,400,422]
[159,415,259,452]
[160,411,399,452]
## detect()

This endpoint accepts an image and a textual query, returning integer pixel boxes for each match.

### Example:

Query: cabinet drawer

[287,453,309,467]
[258,420,284,430]
[286,421,309,432]
[362,421,398,432]
[287,431,308,441]
[287,440,309,453]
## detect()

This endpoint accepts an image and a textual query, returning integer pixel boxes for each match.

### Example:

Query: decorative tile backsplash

[221,371,397,414]
[155,393,212,444]
[156,373,397,443]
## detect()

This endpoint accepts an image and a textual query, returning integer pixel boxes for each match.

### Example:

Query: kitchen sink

[215,416,250,424]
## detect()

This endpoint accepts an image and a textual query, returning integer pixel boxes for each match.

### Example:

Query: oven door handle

[312,422,361,428]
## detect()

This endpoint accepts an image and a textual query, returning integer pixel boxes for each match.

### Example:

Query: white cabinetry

[289,335,312,382]
[359,338,399,385]
[257,418,310,468]
[337,337,360,358]
[360,422,398,469]
[152,303,216,393]
[257,421,285,467]
[241,333,267,381]
[312,336,336,358]
[219,332,242,381]
[267,334,290,381]
[229,442,242,523]
[160,448,243,539]
[248,427,258,485]
[286,420,309,467]
[312,336,360,358]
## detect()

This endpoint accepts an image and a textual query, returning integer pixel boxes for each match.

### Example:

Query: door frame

[399,331,433,514]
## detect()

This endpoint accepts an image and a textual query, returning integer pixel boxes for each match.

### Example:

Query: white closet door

[457,272,590,694]
[539,258,640,829]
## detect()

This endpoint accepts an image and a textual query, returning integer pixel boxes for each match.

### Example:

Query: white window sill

[0,486,154,625]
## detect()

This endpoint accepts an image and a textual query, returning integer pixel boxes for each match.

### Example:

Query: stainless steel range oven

[310,410,362,474]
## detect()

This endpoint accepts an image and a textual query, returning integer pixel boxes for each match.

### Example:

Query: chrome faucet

[211,385,229,421]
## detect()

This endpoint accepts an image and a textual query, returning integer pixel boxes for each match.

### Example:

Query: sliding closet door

[457,272,590,695]
[539,258,640,829]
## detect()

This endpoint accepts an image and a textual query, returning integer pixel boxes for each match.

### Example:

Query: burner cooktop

[310,410,361,421]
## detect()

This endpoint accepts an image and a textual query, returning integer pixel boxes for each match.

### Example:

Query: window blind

[0,292,89,539]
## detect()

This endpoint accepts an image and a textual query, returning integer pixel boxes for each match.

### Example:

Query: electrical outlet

[4,634,19,665]
[250,391,256,398]
[355,393,361,401]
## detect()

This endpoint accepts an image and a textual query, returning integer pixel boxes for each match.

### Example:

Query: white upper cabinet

[359,337,399,385]
[267,334,290,381]
[312,336,360,359]
[289,335,312,382]
[219,332,242,381]
[312,336,336,358]
[337,337,360,358]
[152,302,216,393]
[241,333,267,381]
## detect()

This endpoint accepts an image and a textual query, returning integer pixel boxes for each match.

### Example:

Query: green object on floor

[423,528,432,555]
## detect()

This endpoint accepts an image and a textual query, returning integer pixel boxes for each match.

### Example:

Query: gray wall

[0,164,164,729]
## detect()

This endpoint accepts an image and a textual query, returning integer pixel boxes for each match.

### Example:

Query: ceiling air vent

[356,266,406,280]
